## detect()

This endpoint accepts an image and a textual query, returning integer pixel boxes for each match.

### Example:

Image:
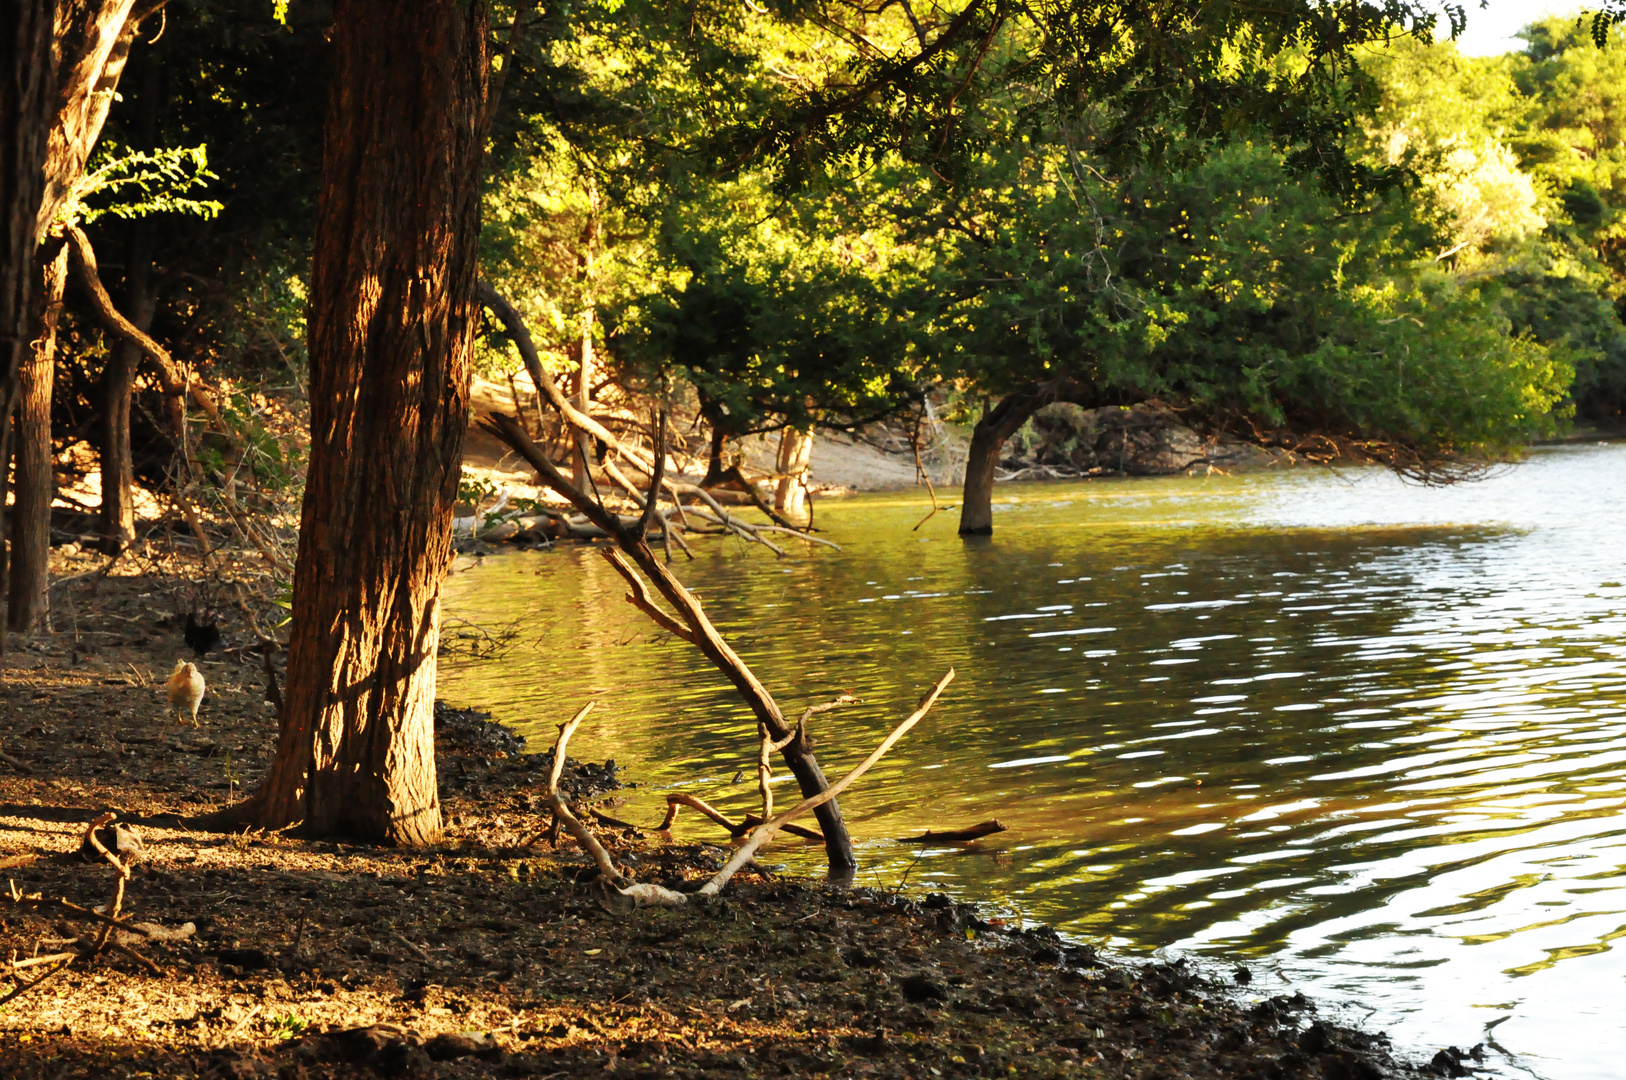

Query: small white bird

[166,660,206,726]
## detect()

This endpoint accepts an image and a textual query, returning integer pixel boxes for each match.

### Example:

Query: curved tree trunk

[239,0,489,845]
[957,384,1056,536]
[958,379,1120,536]
[7,239,66,633]
[0,0,56,649]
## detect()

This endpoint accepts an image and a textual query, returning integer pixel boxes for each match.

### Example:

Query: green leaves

[66,144,223,226]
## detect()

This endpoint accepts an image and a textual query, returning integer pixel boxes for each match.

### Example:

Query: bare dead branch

[543,702,627,886]
[481,408,864,868]
[701,668,953,897]
[602,549,693,642]
[657,792,824,842]
[896,820,1007,844]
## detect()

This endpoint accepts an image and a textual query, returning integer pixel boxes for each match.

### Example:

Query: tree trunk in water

[8,240,66,633]
[98,218,152,554]
[774,426,812,518]
[241,0,489,845]
[959,382,1080,536]
[0,0,56,646]
[702,422,729,487]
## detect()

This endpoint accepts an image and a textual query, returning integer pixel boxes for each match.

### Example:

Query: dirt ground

[0,559,1457,1080]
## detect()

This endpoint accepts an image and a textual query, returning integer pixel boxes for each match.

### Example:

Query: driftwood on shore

[545,670,954,912]
[480,409,958,878]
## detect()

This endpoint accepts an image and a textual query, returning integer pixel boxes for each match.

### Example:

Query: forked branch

[592,668,955,913]
[479,409,860,869]
[542,702,628,887]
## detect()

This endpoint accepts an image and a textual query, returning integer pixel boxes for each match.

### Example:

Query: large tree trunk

[0,0,56,647]
[8,239,66,633]
[241,0,489,845]
[959,380,1109,536]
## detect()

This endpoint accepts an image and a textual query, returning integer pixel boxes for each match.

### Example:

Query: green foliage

[614,170,928,440]
[269,1014,307,1040]
[477,0,1583,464]
[64,143,222,226]
[927,136,1568,459]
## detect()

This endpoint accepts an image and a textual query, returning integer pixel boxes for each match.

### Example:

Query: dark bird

[184,612,221,657]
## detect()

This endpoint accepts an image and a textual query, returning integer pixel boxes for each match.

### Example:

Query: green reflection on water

[439,448,1626,1080]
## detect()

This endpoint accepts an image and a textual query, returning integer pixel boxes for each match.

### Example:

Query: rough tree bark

[36,0,157,237]
[958,378,1113,536]
[7,239,65,633]
[225,0,489,844]
[8,0,160,626]
[0,0,56,644]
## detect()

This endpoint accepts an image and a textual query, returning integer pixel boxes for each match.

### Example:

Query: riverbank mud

[0,566,1457,1079]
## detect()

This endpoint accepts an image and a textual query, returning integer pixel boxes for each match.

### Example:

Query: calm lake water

[439,443,1626,1080]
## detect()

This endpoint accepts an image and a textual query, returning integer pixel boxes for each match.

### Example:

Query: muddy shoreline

[0,565,1465,1079]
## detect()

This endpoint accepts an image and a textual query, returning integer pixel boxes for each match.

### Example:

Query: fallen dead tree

[481,409,946,871]
[477,283,831,558]
[545,670,953,911]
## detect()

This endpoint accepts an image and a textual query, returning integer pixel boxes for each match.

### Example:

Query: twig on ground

[0,956,73,1007]
[0,742,32,773]
[391,932,434,964]
[82,813,130,879]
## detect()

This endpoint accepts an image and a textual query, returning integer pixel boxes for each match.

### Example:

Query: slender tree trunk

[774,425,812,517]
[0,0,56,649]
[959,380,1108,536]
[8,239,66,632]
[238,0,489,845]
[97,54,160,555]
[702,421,729,487]
[98,218,151,554]
[571,305,594,488]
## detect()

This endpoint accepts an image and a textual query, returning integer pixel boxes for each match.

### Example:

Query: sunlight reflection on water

[440,442,1626,1080]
